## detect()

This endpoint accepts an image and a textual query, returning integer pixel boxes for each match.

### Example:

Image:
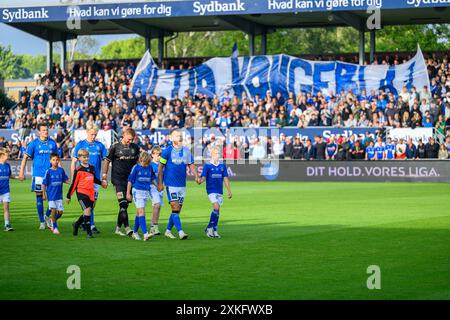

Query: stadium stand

[0,51,449,160]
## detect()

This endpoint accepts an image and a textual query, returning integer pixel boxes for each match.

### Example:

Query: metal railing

[434,128,446,144]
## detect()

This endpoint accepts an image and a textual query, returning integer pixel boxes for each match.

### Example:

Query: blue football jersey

[43,167,69,201]
[128,164,155,192]
[375,145,385,160]
[151,161,159,176]
[160,145,193,187]
[326,143,337,157]
[72,140,107,180]
[26,138,58,177]
[366,147,375,160]
[385,144,396,160]
[202,162,228,195]
[0,163,11,195]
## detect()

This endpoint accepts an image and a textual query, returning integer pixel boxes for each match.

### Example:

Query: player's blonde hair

[0,148,9,158]
[139,151,152,167]
[210,145,220,154]
[87,126,99,134]
[77,148,90,157]
[123,127,136,137]
[151,146,162,156]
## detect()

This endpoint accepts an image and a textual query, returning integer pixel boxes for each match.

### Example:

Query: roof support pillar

[249,33,255,56]
[369,29,376,64]
[47,30,54,75]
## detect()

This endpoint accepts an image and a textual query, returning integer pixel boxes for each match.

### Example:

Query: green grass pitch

[1,180,449,300]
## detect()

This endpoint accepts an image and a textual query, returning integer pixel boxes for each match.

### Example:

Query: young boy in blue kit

[42,153,70,235]
[198,146,232,238]
[126,152,156,241]
[0,148,18,231]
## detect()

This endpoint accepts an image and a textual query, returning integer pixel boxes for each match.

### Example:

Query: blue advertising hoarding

[1,0,449,23]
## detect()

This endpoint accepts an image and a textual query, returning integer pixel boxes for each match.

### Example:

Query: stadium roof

[1,0,449,41]
[1,0,449,72]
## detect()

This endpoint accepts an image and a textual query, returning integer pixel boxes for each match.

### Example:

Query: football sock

[172,212,182,232]
[213,210,220,231]
[77,214,84,225]
[167,213,174,231]
[53,221,58,229]
[45,207,51,218]
[90,209,95,226]
[83,215,91,235]
[133,216,140,233]
[36,195,44,223]
[117,209,124,228]
[5,220,9,226]
[207,211,215,228]
[139,216,147,234]
[122,210,129,228]
[56,213,62,220]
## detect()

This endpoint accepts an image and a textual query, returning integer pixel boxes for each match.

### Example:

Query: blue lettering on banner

[313,62,335,95]
[278,55,290,97]
[195,64,216,96]
[288,58,313,94]
[379,65,398,95]
[335,62,358,94]
[166,70,182,98]
[358,65,367,93]
[148,68,159,96]
[188,69,196,97]
[231,55,250,98]
[246,56,271,99]
[406,62,416,90]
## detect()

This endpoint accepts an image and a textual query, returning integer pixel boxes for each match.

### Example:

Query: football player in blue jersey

[384,137,396,160]
[42,153,70,235]
[71,127,107,234]
[374,137,386,160]
[325,137,338,160]
[365,141,376,161]
[19,124,58,229]
[0,148,19,231]
[126,152,156,241]
[157,129,199,240]
[149,146,164,236]
[198,146,232,238]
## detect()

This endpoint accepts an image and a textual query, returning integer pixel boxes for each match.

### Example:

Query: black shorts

[77,193,94,210]
[114,184,129,203]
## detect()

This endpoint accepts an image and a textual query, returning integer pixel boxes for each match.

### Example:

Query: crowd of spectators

[0,51,449,160]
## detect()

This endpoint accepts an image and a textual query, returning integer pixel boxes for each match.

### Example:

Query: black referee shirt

[106,142,140,186]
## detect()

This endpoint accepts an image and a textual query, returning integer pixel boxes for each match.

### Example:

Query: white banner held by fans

[74,130,112,148]
[387,128,434,144]
[131,47,430,101]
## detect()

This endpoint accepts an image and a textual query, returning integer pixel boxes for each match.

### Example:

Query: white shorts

[48,200,64,211]
[150,185,164,206]
[94,184,100,201]
[32,176,44,192]
[132,188,150,209]
[208,193,223,206]
[0,193,11,203]
[166,186,186,205]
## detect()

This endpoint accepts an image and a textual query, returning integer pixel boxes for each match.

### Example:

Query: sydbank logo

[193,0,246,16]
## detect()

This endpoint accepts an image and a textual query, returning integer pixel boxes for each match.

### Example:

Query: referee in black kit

[102,128,140,236]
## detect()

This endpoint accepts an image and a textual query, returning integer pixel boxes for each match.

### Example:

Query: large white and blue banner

[1,0,450,23]
[131,48,430,100]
